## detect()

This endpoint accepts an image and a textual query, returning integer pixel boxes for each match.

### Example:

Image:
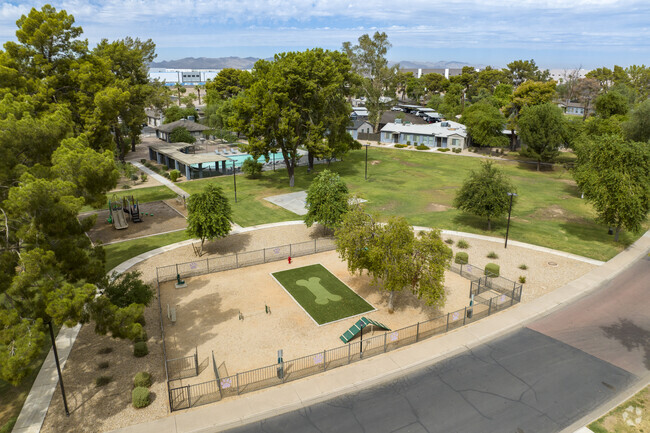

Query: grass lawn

[175,148,647,261]
[272,264,374,325]
[588,385,648,433]
[103,230,191,272]
[80,186,178,213]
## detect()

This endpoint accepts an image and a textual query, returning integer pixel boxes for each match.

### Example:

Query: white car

[391,106,403,111]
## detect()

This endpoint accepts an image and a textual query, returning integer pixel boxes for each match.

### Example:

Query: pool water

[226,152,285,166]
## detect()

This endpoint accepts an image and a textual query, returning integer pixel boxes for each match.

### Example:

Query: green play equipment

[339,317,390,344]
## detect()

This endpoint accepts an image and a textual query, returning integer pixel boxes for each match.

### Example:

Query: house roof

[381,121,467,138]
[380,111,427,125]
[147,141,229,165]
[347,119,372,130]
[155,119,211,133]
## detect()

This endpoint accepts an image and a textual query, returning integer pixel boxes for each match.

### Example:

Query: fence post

[195,347,199,376]
[187,385,191,408]
[323,350,326,371]
[463,307,467,325]
[168,382,173,412]
[511,286,516,306]
[416,322,420,342]
[446,312,450,332]
[488,298,493,315]
[176,264,179,276]
[236,372,240,395]
[384,332,387,352]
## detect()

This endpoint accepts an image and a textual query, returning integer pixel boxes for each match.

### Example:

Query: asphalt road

[227,256,650,433]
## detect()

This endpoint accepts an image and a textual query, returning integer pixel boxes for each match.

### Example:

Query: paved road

[227,256,650,433]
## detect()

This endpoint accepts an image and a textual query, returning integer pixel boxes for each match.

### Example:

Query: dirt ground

[83,200,186,244]
[161,250,471,380]
[42,223,598,433]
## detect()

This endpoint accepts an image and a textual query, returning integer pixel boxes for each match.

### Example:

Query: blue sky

[1,1,649,69]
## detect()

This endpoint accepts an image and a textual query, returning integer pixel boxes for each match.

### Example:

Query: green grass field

[103,230,191,272]
[272,264,374,325]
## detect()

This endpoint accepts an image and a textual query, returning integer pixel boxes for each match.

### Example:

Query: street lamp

[47,321,70,416]
[505,192,517,249]
[233,161,237,203]
[364,143,369,180]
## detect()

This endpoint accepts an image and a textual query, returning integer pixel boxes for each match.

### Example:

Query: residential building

[346,119,374,140]
[154,119,211,142]
[557,101,593,117]
[380,121,467,149]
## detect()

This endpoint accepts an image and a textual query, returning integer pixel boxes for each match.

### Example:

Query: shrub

[134,329,148,343]
[485,263,500,277]
[454,252,469,265]
[141,173,148,183]
[169,169,181,182]
[242,157,263,178]
[457,239,469,249]
[98,361,109,370]
[133,341,148,358]
[519,264,528,270]
[163,172,170,179]
[132,387,151,408]
[519,275,527,284]
[140,159,146,164]
[416,144,429,150]
[444,238,454,245]
[95,375,112,387]
[438,148,450,152]
[453,148,462,153]
[130,174,139,181]
[487,251,499,259]
[98,347,113,355]
[406,141,411,146]
[394,144,407,148]
[134,372,152,388]
[121,184,131,189]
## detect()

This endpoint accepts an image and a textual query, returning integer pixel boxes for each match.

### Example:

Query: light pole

[48,321,70,416]
[233,161,237,203]
[505,192,517,248]
[364,144,369,180]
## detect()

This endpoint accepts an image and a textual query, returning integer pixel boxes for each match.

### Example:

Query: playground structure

[107,195,148,230]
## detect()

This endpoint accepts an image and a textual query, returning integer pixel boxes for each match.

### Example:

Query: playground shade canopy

[339,317,390,344]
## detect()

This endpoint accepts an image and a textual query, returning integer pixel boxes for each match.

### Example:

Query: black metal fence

[156,238,337,283]
[158,240,524,411]
[167,284,522,411]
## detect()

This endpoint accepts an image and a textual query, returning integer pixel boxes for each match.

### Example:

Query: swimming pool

[226,152,285,166]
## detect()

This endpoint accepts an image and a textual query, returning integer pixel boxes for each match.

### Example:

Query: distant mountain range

[150,57,482,70]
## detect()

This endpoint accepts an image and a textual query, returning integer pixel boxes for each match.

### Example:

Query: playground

[159,249,472,381]
[83,200,187,244]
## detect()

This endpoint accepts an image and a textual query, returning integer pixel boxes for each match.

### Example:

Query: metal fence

[168,283,522,411]
[167,347,199,380]
[156,238,337,283]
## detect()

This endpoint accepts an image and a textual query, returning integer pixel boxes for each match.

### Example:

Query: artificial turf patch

[272,264,373,325]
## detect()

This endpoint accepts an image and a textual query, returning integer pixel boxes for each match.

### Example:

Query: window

[452,138,460,147]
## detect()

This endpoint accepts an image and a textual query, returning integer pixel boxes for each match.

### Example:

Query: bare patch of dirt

[529,205,587,224]
[371,160,381,165]
[426,203,451,212]
[379,200,399,211]
[83,201,186,244]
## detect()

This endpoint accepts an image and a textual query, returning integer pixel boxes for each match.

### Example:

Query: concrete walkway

[104,229,647,433]
[132,161,189,198]
[13,221,644,433]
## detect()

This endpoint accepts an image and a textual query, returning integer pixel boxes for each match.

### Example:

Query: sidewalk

[106,230,649,433]
[132,162,189,198]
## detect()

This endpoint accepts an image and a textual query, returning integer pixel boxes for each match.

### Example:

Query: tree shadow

[451,212,505,232]
[601,318,650,370]
[562,182,582,199]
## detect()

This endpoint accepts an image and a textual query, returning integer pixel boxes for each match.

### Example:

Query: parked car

[391,106,403,111]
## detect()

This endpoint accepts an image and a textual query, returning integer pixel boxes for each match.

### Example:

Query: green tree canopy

[186,185,232,255]
[336,206,452,312]
[594,91,629,118]
[518,103,566,170]
[623,99,650,143]
[461,102,508,153]
[454,161,517,230]
[169,126,196,144]
[304,170,350,230]
[205,68,252,103]
[573,134,649,241]
[232,48,357,186]
[163,105,197,123]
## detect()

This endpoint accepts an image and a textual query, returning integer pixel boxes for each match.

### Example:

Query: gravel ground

[41,223,597,433]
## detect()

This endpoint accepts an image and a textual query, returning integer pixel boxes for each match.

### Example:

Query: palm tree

[173,83,186,106]
[195,84,204,105]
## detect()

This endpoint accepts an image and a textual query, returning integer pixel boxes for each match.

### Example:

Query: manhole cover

[548,261,558,267]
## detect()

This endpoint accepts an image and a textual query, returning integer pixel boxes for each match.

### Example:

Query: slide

[113,207,128,230]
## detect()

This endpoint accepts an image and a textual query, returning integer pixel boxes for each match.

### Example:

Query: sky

[1,0,649,69]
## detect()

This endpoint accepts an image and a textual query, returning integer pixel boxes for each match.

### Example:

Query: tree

[204,68,252,103]
[194,84,204,105]
[460,102,508,154]
[163,105,196,123]
[594,91,629,118]
[97,271,154,308]
[241,157,263,178]
[342,32,399,132]
[586,67,613,91]
[518,103,566,170]
[336,206,452,312]
[181,93,198,108]
[573,135,649,241]
[169,127,196,144]
[574,78,601,120]
[438,83,464,119]
[173,83,186,106]
[454,161,517,230]
[503,59,549,85]
[421,72,449,99]
[232,49,357,186]
[304,170,350,231]
[624,99,650,143]
[186,184,232,255]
